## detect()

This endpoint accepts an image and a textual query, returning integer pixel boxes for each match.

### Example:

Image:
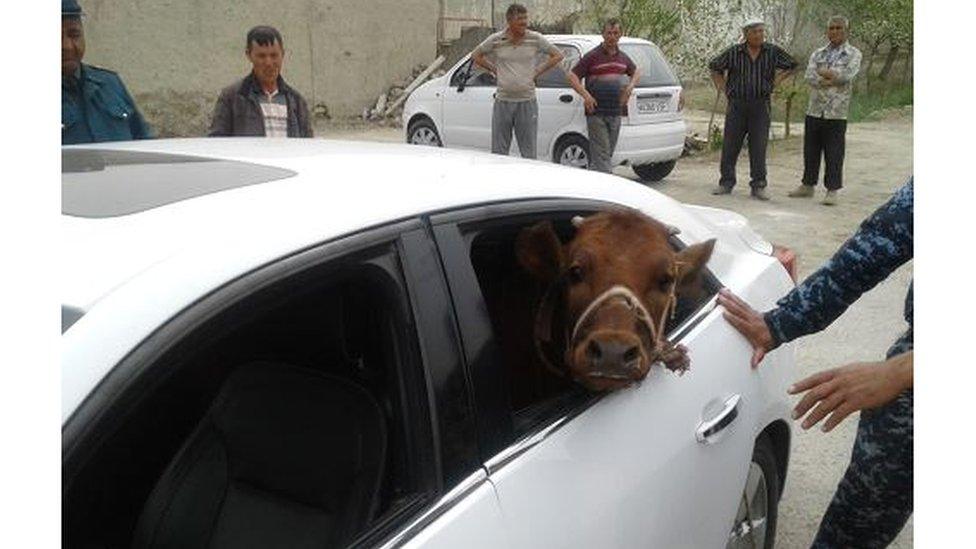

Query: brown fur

[516,209,715,391]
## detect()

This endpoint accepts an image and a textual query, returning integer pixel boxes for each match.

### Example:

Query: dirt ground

[322,109,914,548]
[630,109,914,548]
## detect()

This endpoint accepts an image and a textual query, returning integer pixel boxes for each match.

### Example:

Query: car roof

[61,138,711,316]
[544,34,657,47]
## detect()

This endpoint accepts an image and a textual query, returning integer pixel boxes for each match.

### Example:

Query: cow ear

[674,239,716,294]
[516,221,565,283]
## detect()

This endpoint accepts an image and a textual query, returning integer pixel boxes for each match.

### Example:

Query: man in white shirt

[472,3,563,158]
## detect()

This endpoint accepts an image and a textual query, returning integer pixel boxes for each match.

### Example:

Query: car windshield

[62,149,296,218]
[620,43,679,88]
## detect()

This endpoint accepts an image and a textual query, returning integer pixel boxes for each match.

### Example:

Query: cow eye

[568,265,584,284]
[659,274,675,292]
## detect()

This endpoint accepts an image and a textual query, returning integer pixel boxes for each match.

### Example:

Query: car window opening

[62,253,430,549]
[465,211,717,445]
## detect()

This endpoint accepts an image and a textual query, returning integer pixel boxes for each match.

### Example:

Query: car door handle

[559,94,573,103]
[696,394,741,444]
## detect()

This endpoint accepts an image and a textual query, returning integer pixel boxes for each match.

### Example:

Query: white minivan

[403,34,687,181]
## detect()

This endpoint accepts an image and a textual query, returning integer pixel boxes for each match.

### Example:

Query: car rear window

[62,149,297,218]
[620,43,679,88]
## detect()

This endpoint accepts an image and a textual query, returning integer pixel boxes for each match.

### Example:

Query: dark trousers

[802,115,848,190]
[719,98,770,189]
[811,337,913,549]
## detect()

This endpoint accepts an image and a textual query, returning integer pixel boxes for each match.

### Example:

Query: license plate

[637,98,669,114]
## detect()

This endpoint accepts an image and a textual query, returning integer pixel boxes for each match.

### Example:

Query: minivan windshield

[620,43,679,87]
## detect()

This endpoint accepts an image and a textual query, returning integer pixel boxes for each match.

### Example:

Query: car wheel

[632,160,677,182]
[726,435,780,549]
[407,118,442,147]
[554,135,590,169]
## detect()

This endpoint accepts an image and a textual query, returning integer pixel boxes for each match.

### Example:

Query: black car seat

[131,362,387,549]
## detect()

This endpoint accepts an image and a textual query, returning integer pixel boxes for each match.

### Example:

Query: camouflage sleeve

[764,178,913,347]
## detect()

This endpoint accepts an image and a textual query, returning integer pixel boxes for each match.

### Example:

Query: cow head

[516,210,715,392]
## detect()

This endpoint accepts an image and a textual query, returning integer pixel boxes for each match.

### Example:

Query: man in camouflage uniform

[62,0,152,144]
[719,178,914,548]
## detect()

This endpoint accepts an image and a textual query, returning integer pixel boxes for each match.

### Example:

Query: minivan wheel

[726,435,780,549]
[407,119,442,147]
[554,135,590,169]
[632,160,677,182]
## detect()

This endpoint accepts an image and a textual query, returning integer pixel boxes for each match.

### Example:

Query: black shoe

[712,185,733,195]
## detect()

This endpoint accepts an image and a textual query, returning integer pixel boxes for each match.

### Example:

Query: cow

[515,209,716,392]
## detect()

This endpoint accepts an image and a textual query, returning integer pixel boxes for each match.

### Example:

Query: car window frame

[61,217,478,548]
[429,198,725,470]
[535,43,582,89]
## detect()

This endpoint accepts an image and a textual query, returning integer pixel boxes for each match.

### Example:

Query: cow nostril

[623,346,641,364]
[587,340,602,360]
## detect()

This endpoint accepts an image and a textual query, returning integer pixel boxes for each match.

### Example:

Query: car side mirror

[457,79,467,92]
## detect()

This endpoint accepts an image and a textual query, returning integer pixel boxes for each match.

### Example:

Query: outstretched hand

[788,352,913,432]
[717,288,774,368]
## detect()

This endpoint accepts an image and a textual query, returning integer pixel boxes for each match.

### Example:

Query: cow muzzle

[567,286,660,390]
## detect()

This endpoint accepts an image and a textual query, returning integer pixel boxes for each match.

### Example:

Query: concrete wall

[443,0,579,36]
[81,0,439,136]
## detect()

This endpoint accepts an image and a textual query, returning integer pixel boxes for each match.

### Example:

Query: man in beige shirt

[472,3,563,158]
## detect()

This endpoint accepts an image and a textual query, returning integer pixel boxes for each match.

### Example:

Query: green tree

[821,0,913,89]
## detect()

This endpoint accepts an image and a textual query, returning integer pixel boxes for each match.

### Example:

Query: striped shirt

[572,45,636,117]
[709,42,797,101]
[253,88,289,138]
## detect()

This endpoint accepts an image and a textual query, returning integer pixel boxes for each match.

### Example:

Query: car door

[534,43,584,161]
[429,200,761,548]
[61,220,508,549]
[441,58,495,150]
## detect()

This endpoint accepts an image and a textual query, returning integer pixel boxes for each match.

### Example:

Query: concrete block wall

[80,0,439,136]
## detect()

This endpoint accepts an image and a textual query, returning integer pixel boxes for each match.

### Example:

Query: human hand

[583,94,597,114]
[772,244,797,282]
[789,353,913,432]
[717,288,774,368]
[619,87,633,107]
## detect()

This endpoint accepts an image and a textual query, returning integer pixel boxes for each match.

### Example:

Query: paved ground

[322,109,914,548]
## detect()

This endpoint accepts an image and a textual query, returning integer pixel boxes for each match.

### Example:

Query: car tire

[407,118,442,147]
[553,135,590,169]
[632,160,677,182]
[727,435,781,549]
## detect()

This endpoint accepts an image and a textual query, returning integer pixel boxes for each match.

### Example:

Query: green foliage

[620,0,682,47]
[578,0,681,47]
[821,0,913,51]
[848,84,913,122]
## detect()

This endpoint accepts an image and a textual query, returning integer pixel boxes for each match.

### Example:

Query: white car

[62,139,795,549]
[403,35,687,182]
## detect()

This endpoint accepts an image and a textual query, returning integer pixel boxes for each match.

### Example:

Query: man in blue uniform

[62,0,152,144]
[718,178,914,548]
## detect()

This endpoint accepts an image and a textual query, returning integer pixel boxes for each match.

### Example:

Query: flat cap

[63,0,83,17]
[742,18,765,31]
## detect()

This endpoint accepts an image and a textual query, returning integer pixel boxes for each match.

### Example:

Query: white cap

[742,18,765,31]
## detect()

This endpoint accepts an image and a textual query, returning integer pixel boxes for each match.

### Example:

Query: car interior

[467,212,719,438]
[62,255,430,549]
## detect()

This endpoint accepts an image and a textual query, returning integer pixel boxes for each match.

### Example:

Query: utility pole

[491,0,496,30]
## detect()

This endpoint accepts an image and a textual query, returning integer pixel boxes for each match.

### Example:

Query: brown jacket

[208,73,313,137]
